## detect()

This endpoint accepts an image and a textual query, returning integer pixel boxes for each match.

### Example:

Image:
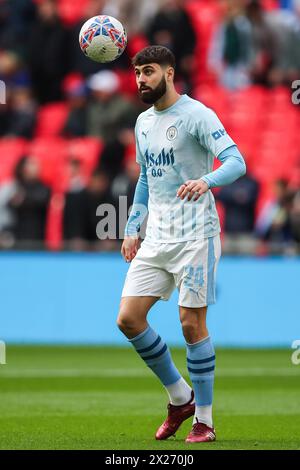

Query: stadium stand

[0,0,299,252]
[35,102,69,138]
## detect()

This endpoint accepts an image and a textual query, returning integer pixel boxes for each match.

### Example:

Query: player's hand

[121,236,141,263]
[177,179,209,202]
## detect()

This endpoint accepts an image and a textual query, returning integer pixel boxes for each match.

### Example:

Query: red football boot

[155,391,195,440]
[185,420,216,443]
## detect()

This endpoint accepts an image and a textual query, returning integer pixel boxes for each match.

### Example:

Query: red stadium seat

[186,0,222,86]
[45,192,64,251]
[116,70,138,96]
[28,138,68,190]
[35,102,69,138]
[193,85,300,214]
[194,85,229,111]
[57,0,90,26]
[262,0,279,9]
[26,137,102,192]
[67,137,103,176]
[127,34,149,59]
[44,137,103,250]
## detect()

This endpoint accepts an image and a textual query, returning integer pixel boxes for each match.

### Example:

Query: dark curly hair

[132,45,176,69]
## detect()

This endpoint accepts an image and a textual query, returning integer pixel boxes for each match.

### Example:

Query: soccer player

[117,46,246,443]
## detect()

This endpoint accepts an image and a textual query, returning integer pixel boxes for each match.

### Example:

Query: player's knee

[116,311,138,335]
[181,319,196,342]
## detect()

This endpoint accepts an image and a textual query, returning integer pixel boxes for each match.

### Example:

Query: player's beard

[139,76,167,104]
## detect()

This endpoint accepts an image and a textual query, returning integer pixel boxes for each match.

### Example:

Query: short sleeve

[188,106,235,157]
[134,119,144,165]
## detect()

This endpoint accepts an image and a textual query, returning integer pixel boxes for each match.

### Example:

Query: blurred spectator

[111,158,140,207]
[266,4,300,85]
[0,0,299,255]
[209,0,300,87]
[99,128,136,179]
[98,140,126,180]
[246,0,278,85]
[146,0,196,92]
[1,85,36,138]
[292,0,300,12]
[63,159,87,250]
[280,0,293,8]
[0,50,32,134]
[289,164,300,253]
[290,188,300,252]
[62,74,88,137]
[27,0,70,103]
[111,158,141,239]
[83,168,116,250]
[209,0,253,89]
[103,0,160,36]
[63,163,117,251]
[8,156,51,248]
[0,0,36,59]
[217,172,259,254]
[86,70,138,142]
[256,179,294,253]
[0,50,30,89]
[0,181,17,249]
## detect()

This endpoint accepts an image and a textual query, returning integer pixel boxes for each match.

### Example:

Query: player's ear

[166,66,174,82]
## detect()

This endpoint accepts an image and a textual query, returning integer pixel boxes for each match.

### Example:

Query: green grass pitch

[0,346,299,450]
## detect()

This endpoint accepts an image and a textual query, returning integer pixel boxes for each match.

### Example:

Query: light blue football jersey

[135,94,235,242]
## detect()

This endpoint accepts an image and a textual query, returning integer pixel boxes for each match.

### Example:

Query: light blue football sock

[129,326,182,386]
[186,336,215,408]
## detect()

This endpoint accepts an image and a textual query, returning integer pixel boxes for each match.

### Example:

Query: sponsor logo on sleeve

[212,129,226,140]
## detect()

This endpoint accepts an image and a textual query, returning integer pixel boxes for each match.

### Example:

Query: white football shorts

[121,235,221,308]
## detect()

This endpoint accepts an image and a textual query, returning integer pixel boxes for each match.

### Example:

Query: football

[79,15,127,63]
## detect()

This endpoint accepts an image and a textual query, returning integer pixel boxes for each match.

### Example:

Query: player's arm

[121,164,149,262]
[177,108,246,201]
[200,145,246,189]
[177,145,246,201]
